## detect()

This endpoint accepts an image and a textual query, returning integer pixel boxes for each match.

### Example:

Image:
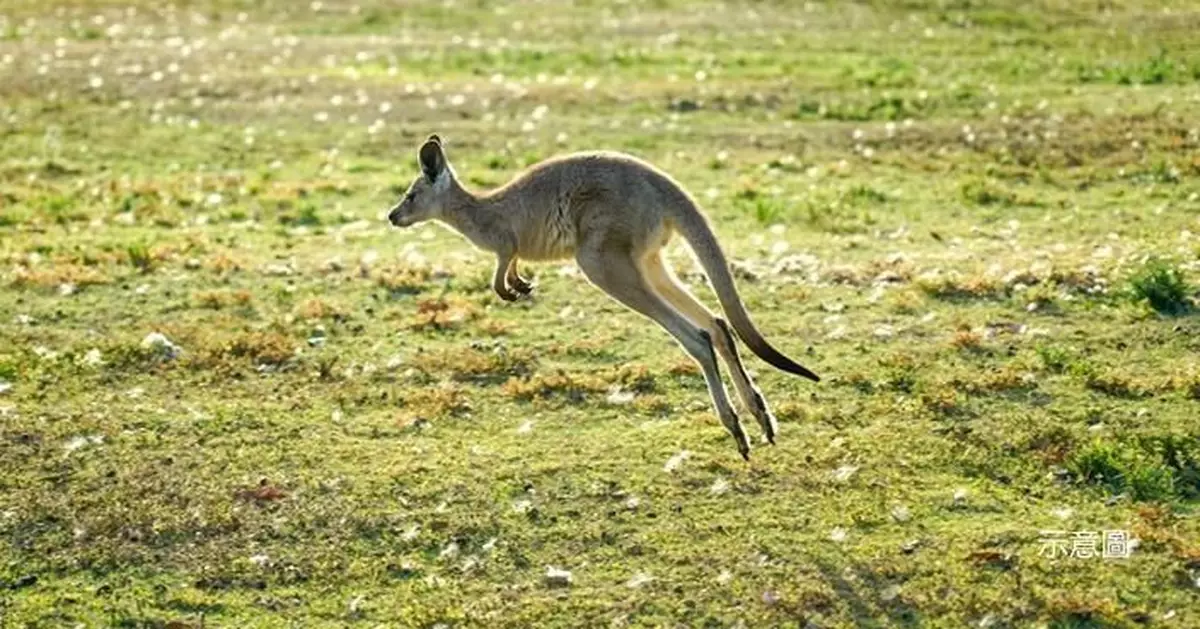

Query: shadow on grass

[810,555,923,628]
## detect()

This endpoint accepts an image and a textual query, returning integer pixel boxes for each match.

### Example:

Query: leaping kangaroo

[387,135,819,459]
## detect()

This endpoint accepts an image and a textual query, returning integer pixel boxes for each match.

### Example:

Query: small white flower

[1051,506,1074,520]
[81,348,103,367]
[141,332,182,359]
[626,572,654,588]
[605,386,635,405]
[663,450,690,473]
[832,465,859,483]
[64,435,104,453]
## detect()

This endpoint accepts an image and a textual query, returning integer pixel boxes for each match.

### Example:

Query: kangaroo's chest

[514,199,577,261]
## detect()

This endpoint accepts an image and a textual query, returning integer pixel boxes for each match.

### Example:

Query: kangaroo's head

[387,134,457,228]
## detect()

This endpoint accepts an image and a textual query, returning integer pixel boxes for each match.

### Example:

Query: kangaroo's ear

[426,133,441,145]
[418,138,445,181]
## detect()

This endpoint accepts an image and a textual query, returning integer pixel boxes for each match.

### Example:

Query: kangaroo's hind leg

[576,242,752,459]
[641,251,779,444]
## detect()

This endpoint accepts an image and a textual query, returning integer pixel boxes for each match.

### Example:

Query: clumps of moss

[949,328,985,352]
[1127,257,1193,315]
[8,263,111,290]
[398,384,472,420]
[377,266,431,296]
[204,252,244,275]
[918,384,966,416]
[877,352,921,393]
[885,288,925,314]
[960,178,1022,207]
[666,360,700,378]
[1083,369,1155,399]
[1041,596,1125,629]
[1172,370,1200,401]
[499,364,658,404]
[421,345,536,385]
[501,370,609,403]
[609,364,658,394]
[406,296,480,332]
[295,297,346,321]
[1035,344,1078,374]
[124,242,155,273]
[947,365,1035,395]
[192,330,296,370]
[1068,434,1200,502]
[193,289,254,310]
[916,273,1006,302]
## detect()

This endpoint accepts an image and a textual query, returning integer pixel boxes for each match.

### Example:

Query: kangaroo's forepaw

[511,276,535,295]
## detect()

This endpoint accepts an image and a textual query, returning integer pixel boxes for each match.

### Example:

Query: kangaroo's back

[486,151,681,260]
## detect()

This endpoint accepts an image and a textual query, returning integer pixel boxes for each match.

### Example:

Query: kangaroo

[386,135,819,459]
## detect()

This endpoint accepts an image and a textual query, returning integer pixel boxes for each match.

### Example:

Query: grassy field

[2,0,1200,626]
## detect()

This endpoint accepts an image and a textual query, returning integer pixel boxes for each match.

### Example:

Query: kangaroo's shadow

[809,554,924,628]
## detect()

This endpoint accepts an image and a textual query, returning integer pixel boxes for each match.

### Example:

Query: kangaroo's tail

[669,192,820,382]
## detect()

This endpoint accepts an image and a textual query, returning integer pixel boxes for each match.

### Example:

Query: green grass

[1128,257,1194,315]
[2,0,1200,627]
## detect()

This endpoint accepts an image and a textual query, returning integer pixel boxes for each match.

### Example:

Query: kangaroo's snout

[387,204,407,227]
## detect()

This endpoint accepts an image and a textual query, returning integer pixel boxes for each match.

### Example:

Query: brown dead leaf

[237,480,287,503]
[968,550,1016,570]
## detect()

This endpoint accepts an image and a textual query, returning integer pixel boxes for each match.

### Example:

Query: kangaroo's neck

[438,184,514,253]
